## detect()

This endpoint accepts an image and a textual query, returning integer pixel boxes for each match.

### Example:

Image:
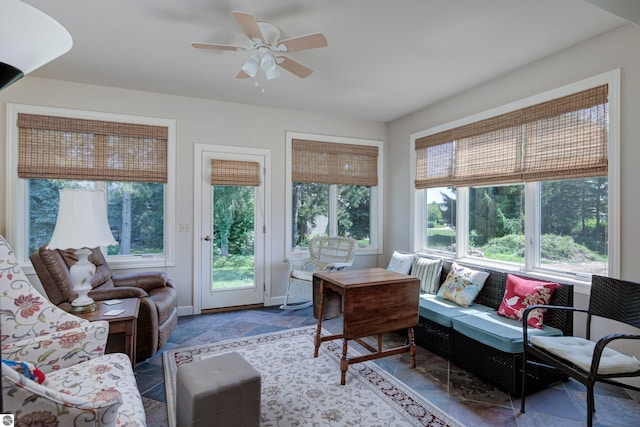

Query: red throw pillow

[497,274,557,329]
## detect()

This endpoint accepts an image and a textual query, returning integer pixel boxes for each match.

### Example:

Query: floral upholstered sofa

[0,235,146,426]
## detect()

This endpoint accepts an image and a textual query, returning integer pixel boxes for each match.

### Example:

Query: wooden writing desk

[313,268,420,384]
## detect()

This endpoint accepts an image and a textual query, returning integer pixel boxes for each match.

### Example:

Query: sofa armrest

[112,271,173,293]
[1,320,109,373]
[2,361,123,426]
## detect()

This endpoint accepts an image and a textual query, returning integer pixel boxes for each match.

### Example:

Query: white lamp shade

[1,0,72,80]
[47,189,117,250]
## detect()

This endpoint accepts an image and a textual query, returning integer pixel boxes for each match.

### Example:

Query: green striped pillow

[411,257,443,294]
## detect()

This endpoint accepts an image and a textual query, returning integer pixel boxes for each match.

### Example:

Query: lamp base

[69,248,98,315]
[69,302,98,314]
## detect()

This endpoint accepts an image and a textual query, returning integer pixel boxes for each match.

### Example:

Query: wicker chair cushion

[497,274,557,329]
[436,262,489,307]
[452,311,563,353]
[290,270,314,281]
[411,257,442,293]
[387,251,415,274]
[530,336,640,375]
[418,294,493,328]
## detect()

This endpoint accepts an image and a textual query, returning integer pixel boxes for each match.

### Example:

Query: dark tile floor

[136,306,640,426]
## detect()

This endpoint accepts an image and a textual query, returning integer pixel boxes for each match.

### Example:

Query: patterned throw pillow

[497,274,557,329]
[436,263,489,307]
[387,251,415,274]
[411,257,443,294]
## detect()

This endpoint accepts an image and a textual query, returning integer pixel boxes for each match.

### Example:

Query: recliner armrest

[90,286,149,300]
[112,271,173,293]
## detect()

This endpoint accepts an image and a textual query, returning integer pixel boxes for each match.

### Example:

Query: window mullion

[524,182,539,270]
[457,187,469,258]
[329,184,338,235]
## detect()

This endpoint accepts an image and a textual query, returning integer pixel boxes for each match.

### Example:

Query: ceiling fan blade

[277,33,327,52]
[277,56,313,78]
[232,11,265,42]
[192,42,246,52]
[236,69,251,79]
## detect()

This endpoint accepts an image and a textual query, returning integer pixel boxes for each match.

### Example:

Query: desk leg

[340,338,349,385]
[408,327,416,369]
[314,286,326,358]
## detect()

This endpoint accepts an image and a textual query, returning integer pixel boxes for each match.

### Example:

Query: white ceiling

[22,0,629,123]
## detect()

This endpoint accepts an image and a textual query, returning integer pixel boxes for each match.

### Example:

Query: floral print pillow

[436,263,489,307]
[498,274,557,329]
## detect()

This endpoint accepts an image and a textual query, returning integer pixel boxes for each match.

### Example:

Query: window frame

[410,70,620,292]
[285,131,383,257]
[5,103,177,271]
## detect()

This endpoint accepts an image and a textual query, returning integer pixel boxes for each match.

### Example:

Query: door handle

[203,235,212,241]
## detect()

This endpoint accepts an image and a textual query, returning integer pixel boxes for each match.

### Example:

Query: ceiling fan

[192,11,328,80]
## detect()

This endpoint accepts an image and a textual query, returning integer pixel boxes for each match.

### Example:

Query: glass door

[201,152,265,309]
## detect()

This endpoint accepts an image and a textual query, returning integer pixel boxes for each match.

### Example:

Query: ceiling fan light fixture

[260,50,277,72]
[241,55,259,77]
[264,65,280,81]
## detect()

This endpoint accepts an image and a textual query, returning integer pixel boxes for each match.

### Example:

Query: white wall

[0,77,384,312]
[386,23,640,373]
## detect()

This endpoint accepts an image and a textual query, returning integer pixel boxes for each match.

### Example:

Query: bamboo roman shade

[292,139,379,186]
[17,113,168,183]
[210,159,261,186]
[415,85,608,189]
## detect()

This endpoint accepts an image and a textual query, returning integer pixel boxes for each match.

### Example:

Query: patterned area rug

[163,326,462,426]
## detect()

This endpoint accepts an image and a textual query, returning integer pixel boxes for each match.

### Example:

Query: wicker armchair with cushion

[281,236,357,311]
[0,235,146,426]
[30,244,178,362]
[521,275,640,427]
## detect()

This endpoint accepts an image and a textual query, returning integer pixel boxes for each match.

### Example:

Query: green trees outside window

[28,179,164,256]
[425,177,608,275]
[292,182,371,248]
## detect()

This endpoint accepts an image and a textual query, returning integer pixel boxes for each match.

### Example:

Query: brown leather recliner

[30,245,178,363]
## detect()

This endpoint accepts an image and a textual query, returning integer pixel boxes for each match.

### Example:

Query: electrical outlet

[179,223,190,233]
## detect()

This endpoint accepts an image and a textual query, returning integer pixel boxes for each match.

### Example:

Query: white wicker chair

[280,236,357,310]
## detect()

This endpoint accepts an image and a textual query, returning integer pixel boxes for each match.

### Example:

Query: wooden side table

[75,298,140,365]
[313,268,420,385]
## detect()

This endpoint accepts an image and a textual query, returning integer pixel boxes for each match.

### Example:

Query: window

[411,71,619,282]
[424,187,457,253]
[286,132,383,255]
[6,104,176,268]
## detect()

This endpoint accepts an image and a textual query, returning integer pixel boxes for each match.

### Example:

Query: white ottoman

[176,351,261,427]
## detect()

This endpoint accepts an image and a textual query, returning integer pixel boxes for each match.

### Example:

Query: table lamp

[47,189,117,313]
